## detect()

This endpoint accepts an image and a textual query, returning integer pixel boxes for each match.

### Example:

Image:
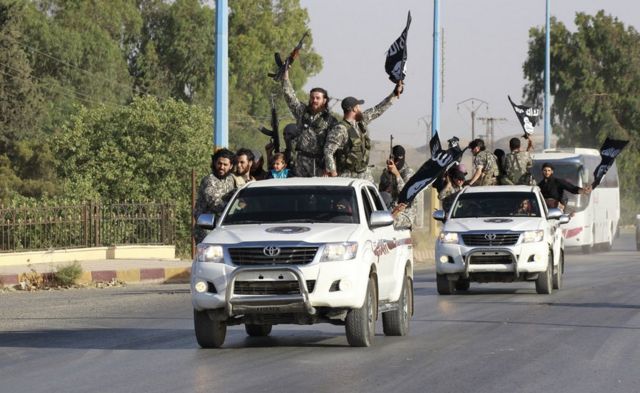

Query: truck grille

[461,233,520,246]
[229,247,318,265]
[468,255,514,264]
[234,280,316,295]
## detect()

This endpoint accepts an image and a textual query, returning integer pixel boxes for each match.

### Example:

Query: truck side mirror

[369,211,394,228]
[547,208,563,220]
[432,210,446,222]
[197,214,216,230]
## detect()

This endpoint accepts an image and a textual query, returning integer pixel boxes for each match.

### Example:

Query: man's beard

[215,169,229,179]
[309,103,324,114]
[355,111,364,122]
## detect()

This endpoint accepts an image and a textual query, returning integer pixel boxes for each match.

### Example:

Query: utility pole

[544,0,551,149]
[214,0,229,149]
[457,98,488,141]
[477,116,507,150]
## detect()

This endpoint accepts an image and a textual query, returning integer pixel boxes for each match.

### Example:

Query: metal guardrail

[0,202,175,253]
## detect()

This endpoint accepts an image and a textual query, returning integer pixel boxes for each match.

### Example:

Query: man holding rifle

[272,32,337,177]
[281,68,337,177]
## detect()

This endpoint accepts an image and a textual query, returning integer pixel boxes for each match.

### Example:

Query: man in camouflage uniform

[193,148,237,244]
[282,68,337,177]
[379,145,416,229]
[438,168,466,212]
[324,83,402,182]
[503,137,534,185]
[467,138,499,186]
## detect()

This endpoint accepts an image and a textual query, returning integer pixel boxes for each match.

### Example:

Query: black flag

[592,138,628,189]
[385,11,411,83]
[508,95,540,138]
[398,132,464,205]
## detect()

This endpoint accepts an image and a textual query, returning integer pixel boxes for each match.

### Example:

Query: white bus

[532,148,620,253]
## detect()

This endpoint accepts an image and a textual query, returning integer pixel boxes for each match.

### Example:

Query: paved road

[1,234,639,393]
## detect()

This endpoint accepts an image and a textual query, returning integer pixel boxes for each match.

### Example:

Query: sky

[298,0,640,149]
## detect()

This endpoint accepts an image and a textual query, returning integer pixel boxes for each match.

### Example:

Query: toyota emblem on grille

[263,246,281,257]
[484,233,497,241]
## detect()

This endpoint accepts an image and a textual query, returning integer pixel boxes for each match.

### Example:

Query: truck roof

[461,185,538,194]
[243,177,372,189]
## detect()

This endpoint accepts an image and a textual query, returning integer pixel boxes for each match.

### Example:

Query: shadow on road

[0,327,353,350]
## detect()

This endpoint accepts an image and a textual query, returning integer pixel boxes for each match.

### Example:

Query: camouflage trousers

[338,168,374,183]
[293,155,324,177]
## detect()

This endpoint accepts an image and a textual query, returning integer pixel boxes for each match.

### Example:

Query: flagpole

[544,0,551,150]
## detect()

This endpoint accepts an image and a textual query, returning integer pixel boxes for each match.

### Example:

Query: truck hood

[203,223,359,245]
[443,217,544,232]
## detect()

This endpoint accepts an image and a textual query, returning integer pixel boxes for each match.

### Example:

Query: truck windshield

[451,192,541,218]
[222,186,360,225]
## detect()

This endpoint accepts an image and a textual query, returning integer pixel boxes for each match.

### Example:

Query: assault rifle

[269,31,309,81]
[260,94,281,154]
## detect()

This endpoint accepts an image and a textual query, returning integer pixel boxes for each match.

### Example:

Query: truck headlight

[522,230,544,243]
[439,232,459,244]
[196,244,224,263]
[321,242,358,262]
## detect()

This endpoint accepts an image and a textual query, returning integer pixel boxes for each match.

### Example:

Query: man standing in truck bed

[281,68,337,177]
[324,83,403,182]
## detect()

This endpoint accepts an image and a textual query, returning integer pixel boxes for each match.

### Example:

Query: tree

[53,95,213,255]
[523,11,640,222]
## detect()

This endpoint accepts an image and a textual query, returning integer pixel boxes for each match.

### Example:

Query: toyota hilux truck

[432,185,569,295]
[191,177,414,347]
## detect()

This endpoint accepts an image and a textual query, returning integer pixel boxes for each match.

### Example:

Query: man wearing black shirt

[538,162,591,210]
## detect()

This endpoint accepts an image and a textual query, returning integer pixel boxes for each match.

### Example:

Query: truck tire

[552,250,563,290]
[455,279,471,291]
[245,324,272,337]
[382,274,413,336]
[194,309,227,348]
[535,255,553,295]
[345,276,377,347]
[436,274,454,295]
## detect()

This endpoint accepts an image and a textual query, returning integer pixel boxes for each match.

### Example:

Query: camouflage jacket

[282,78,337,177]
[473,150,499,185]
[503,150,533,185]
[324,94,395,175]
[193,173,237,243]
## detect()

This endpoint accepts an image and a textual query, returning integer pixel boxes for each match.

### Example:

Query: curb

[0,267,191,287]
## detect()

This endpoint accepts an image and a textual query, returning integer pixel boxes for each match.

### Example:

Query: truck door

[363,186,397,300]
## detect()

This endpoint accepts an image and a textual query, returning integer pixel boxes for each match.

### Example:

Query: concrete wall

[0,245,176,267]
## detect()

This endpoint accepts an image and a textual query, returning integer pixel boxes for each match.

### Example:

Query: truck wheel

[194,309,226,348]
[436,274,454,295]
[455,279,470,291]
[382,274,413,336]
[345,276,377,347]
[535,255,553,295]
[552,251,564,290]
[245,324,272,337]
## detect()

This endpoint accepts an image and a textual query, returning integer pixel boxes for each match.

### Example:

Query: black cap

[341,96,364,112]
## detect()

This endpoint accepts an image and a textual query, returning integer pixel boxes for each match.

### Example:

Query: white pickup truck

[191,177,414,347]
[433,185,569,295]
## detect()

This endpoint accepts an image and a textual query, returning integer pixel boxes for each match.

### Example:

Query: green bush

[54,261,83,286]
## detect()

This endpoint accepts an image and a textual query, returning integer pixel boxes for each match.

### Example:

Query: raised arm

[282,69,306,120]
